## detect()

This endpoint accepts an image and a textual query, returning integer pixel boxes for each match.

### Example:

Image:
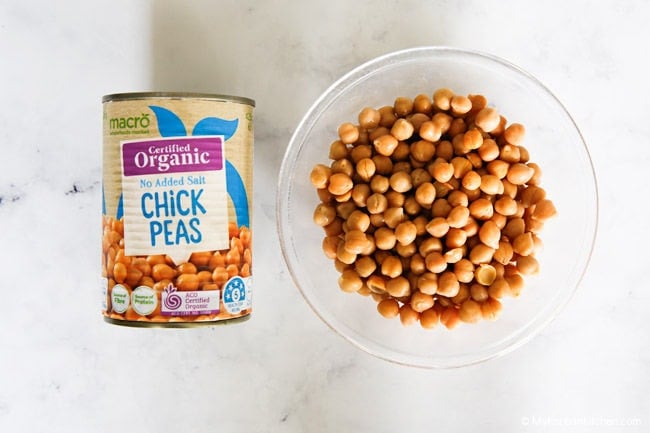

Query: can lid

[102,92,255,107]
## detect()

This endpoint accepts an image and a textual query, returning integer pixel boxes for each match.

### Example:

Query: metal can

[101,92,254,327]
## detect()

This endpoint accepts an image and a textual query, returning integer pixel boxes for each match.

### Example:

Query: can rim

[102,92,255,107]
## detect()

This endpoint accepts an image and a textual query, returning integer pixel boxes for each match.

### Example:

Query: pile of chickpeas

[101,216,252,322]
[310,88,556,329]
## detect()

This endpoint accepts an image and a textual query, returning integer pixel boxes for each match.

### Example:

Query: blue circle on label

[223,276,246,314]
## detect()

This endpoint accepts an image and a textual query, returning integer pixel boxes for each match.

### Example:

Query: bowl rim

[276,45,599,369]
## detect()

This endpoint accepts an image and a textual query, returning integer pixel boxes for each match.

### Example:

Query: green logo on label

[109,114,151,135]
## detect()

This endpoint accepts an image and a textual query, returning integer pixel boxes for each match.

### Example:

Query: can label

[102,95,254,326]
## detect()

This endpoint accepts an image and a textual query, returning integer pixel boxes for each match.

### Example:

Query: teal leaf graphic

[226,160,249,228]
[149,105,187,137]
[192,117,239,141]
[116,193,124,220]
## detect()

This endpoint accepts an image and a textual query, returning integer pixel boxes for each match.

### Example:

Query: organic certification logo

[163,284,182,310]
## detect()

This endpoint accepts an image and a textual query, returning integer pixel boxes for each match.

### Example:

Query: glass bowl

[277,47,598,368]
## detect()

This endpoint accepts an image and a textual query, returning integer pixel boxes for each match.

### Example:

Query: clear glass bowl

[277,47,598,368]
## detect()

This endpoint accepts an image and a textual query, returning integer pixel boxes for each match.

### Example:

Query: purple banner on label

[122,136,223,176]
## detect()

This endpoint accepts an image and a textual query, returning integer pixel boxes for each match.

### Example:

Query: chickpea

[486,160,509,179]
[468,198,494,220]
[373,134,399,156]
[516,255,539,275]
[331,158,354,178]
[322,236,339,259]
[369,213,385,228]
[458,299,481,323]
[435,139,454,160]
[469,244,495,265]
[336,242,357,265]
[463,217,479,237]
[437,271,460,297]
[410,168,432,188]
[410,140,436,163]
[346,210,371,232]
[462,129,483,151]
[478,220,501,249]
[410,291,435,313]
[419,121,442,143]
[500,144,520,163]
[354,256,377,278]
[113,262,127,284]
[411,183,435,208]
[366,193,388,214]
[310,164,331,188]
[447,206,470,229]
[444,247,465,264]
[327,173,353,195]
[422,249,449,272]
[396,241,416,258]
[477,138,499,161]
[387,276,411,298]
[487,277,510,299]
[420,308,440,329]
[355,158,376,182]
[374,227,397,250]
[494,196,517,216]
[512,232,535,256]
[367,275,387,294]
[418,238,442,258]
[503,123,525,145]
[176,273,200,291]
[520,185,546,207]
[475,264,497,286]
[527,162,542,185]
[426,217,449,238]
[152,264,176,281]
[372,154,393,175]
[479,174,503,195]
[451,95,472,116]
[377,298,400,319]
[395,221,417,246]
[344,230,369,254]
[329,140,348,160]
[313,203,336,226]
[505,274,524,297]
[399,304,419,326]
[470,284,489,303]
[358,107,381,129]
[433,88,454,111]
[389,171,413,193]
[446,228,468,249]
[380,255,403,278]
[431,198,453,218]
[448,118,466,137]
[507,163,535,185]
[338,122,360,144]
[394,96,413,117]
[403,197,421,216]
[338,269,363,293]
[474,107,500,132]
[391,118,415,141]
[440,307,460,329]
[461,170,482,190]
[454,259,475,283]
[532,199,557,221]
[493,241,514,265]
[430,160,454,183]
[481,297,502,320]
[503,218,525,239]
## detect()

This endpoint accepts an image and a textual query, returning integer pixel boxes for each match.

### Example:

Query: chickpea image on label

[102,218,252,323]
[310,88,556,329]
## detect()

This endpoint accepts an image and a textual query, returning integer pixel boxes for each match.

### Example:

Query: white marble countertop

[1,1,648,432]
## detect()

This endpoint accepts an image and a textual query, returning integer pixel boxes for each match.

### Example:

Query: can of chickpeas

[101,92,254,327]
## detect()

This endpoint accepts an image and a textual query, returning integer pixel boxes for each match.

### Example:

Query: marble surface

[0,0,648,432]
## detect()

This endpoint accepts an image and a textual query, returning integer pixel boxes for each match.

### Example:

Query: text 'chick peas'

[310,88,556,330]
